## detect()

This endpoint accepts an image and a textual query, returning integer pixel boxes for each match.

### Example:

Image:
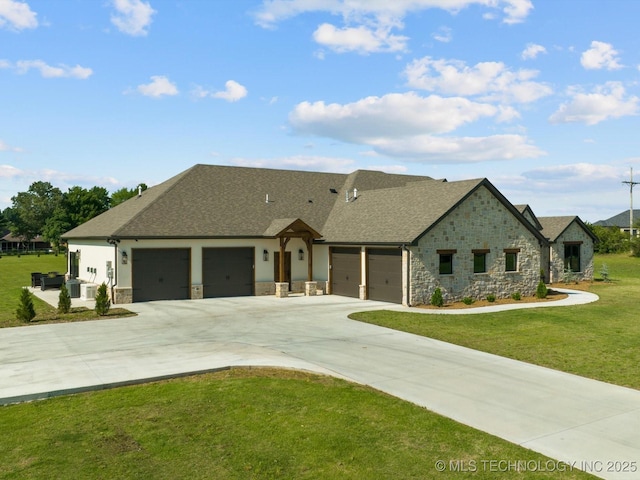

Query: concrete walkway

[2,289,638,479]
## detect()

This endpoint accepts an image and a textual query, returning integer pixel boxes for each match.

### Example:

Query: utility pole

[622,167,640,247]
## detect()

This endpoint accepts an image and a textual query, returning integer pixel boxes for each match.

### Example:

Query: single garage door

[132,248,190,302]
[203,247,254,298]
[368,248,402,304]
[330,247,361,298]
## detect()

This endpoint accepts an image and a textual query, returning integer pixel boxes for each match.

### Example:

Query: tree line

[0,182,147,252]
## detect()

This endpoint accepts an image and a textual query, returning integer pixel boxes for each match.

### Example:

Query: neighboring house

[594,210,640,237]
[1,231,50,253]
[62,164,590,306]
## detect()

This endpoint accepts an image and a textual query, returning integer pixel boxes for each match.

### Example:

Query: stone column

[275,282,289,298]
[305,281,317,296]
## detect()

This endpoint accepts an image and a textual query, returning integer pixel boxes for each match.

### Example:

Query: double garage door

[330,247,402,304]
[132,247,254,302]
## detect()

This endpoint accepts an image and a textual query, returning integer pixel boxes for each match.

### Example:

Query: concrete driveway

[1,292,639,479]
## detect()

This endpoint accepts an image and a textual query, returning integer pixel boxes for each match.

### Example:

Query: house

[594,210,640,237]
[1,231,50,253]
[62,164,592,306]
[516,206,597,283]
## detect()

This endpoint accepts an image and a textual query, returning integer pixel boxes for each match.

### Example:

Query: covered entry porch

[264,218,322,298]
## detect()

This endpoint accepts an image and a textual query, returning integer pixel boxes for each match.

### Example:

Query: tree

[16,288,36,322]
[95,283,111,316]
[110,184,148,207]
[587,223,627,254]
[10,182,62,244]
[58,284,71,314]
[43,186,110,250]
[0,209,8,233]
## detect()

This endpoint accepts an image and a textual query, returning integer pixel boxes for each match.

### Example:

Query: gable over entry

[264,218,322,284]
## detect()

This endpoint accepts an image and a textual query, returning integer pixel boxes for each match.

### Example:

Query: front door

[274,251,291,289]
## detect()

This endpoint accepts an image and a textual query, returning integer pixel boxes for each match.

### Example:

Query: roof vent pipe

[345,190,349,203]
[138,185,142,198]
[266,193,270,204]
[353,188,358,199]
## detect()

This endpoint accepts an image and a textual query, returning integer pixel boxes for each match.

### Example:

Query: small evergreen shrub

[536,280,548,299]
[486,294,496,303]
[16,287,36,322]
[58,283,71,314]
[462,297,474,305]
[430,287,444,307]
[511,292,522,301]
[95,282,111,316]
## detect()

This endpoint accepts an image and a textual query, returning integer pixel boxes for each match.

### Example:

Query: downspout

[107,238,119,303]
[402,244,411,307]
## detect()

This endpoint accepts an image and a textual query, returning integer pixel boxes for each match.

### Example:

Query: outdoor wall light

[263,249,269,261]
[298,248,304,261]
[121,251,128,265]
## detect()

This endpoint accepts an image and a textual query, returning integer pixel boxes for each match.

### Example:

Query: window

[473,249,489,273]
[504,248,519,272]
[564,243,581,272]
[437,249,456,275]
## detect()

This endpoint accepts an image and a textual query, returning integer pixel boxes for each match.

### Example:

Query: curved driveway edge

[2,290,637,480]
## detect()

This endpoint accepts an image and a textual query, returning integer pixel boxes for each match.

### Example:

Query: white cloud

[289,92,545,163]
[432,26,452,43]
[0,0,38,31]
[0,140,23,152]
[521,43,546,60]
[110,0,156,36]
[213,80,248,102]
[370,134,544,162]
[290,92,498,140]
[522,163,622,185]
[549,82,638,125]
[193,80,248,102]
[313,22,408,54]
[0,163,22,177]
[254,1,532,55]
[404,56,552,104]
[581,41,623,70]
[8,59,93,79]
[254,0,533,29]
[135,75,179,97]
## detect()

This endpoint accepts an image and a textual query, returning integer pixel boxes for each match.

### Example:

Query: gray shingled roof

[594,210,640,228]
[62,164,434,241]
[538,216,597,242]
[62,164,545,245]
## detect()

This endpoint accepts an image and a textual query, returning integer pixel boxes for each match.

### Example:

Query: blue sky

[2,0,640,223]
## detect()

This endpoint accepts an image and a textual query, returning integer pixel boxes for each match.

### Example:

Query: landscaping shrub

[58,284,71,314]
[536,280,548,299]
[430,287,444,307]
[16,288,36,322]
[462,297,474,305]
[486,294,496,303]
[95,283,111,316]
[511,292,521,301]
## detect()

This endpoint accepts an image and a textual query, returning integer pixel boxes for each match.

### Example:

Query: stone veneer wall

[548,222,594,283]
[410,186,542,305]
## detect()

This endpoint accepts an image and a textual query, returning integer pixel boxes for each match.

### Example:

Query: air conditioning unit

[81,283,98,301]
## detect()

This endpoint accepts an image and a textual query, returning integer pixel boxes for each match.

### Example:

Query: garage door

[330,247,361,298]
[132,248,190,302]
[203,247,254,298]
[368,248,402,304]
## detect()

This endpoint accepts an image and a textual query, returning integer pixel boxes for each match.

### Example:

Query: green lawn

[0,254,133,327]
[351,253,640,390]
[0,368,594,479]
